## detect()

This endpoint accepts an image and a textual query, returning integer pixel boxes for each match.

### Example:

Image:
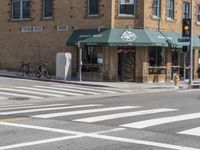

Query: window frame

[11,0,30,20]
[183,1,190,19]
[118,0,136,17]
[197,4,200,24]
[167,0,174,20]
[87,0,99,16]
[152,0,161,19]
[43,0,53,19]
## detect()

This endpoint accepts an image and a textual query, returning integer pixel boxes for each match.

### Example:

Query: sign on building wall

[21,26,32,32]
[32,26,44,32]
[56,24,68,32]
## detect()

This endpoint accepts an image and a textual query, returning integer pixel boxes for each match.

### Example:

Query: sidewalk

[0,69,198,91]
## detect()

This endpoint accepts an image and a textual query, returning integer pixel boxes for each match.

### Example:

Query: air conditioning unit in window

[32,26,44,32]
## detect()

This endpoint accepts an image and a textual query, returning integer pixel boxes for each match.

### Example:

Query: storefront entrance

[118,50,135,82]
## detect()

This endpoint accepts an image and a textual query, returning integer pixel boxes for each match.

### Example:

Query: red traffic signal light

[182,18,191,37]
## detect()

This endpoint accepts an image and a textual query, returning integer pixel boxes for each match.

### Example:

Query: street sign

[178,37,190,42]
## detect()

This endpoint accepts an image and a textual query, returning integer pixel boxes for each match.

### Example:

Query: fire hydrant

[174,74,180,86]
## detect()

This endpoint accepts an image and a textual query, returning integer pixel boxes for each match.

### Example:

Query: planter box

[154,74,166,83]
[147,75,154,83]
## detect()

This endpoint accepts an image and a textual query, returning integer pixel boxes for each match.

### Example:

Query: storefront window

[149,47,165,66]
[82,46,103,73]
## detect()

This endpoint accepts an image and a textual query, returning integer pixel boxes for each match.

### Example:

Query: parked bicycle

[32,63,51,79]
[16,61,31,77]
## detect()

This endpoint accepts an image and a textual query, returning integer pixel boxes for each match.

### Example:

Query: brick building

[0,0,200,82]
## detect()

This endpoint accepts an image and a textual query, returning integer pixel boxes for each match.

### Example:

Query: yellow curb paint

[0,117,32,122]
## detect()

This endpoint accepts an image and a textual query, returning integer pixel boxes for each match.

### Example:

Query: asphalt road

[0,77,200,150]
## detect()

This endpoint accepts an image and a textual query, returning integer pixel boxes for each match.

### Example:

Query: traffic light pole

[189,0,193,84]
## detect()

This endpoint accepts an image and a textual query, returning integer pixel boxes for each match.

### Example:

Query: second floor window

[197,5,200,23]
[12,0,30,20]
[119,0,136,16]
[167,0,174,20]
[153,0,161,18]
[43,0,53,18]
[183,2,190,18]
[88,0,99,16]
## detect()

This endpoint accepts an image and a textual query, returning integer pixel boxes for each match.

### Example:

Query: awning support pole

[189,0,193,84]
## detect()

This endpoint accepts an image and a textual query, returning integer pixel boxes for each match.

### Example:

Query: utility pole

[78,41,83,82]
[189,0,193,84]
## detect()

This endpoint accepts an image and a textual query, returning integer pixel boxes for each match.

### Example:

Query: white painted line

[74,108,178,123]
[0,122,199,150]
[0,104,34,109]
[0,87,65,98]
[15,86,83,96]
[0,91,42,99]
[0,96,7,100]
[178,89,200,92]
[0,104,68,111]
[32,106,140,118]
[34,85,99,95]
[178,127,200,137]
[94,128,126,134]
[89,134,200,150]
[0,135,84,150]
[51,85,117,94]
[120,112,200,129]
[0,104,102,115]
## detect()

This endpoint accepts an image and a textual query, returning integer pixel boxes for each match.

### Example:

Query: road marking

[120,112,200,129]
[15,86,84,96]
[51,85,117,94]
[94,128,126,134]
[0,122,199,150]
[0,88,64,98]
[34,85,100,95]
[32,106,141,118]
[0,104,69,111]
[0,104,102,115]
[0,135,84,150]
[0,96,7,100]
[178,89,200,92]
[0,91,42,99]
[74,108,178,123]
[0,117,31,122]
[0,104,34,108]
[178,127,200,137]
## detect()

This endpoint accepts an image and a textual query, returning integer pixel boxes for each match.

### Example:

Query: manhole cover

[8,97,30,100]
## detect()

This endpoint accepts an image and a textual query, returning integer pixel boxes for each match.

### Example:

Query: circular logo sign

[121,31,137,42]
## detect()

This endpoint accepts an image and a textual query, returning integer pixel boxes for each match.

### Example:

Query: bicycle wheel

[41,69,51,79]
[32,69,41,78]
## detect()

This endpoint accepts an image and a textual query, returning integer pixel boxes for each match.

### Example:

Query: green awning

[66,28,200,48]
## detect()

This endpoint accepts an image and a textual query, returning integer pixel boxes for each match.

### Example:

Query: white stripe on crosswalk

[0,104,34,109]
[0,96,7,100]
[32,106,140,118]
[74,108,178,123]
[0,88,64,98]
[33,85,99,95]
[120,112,200,129]
[51,85,117,94]
[0,104,69,111]
[0,104,102,115]
[0,91,42,99]
[178,127,200,137]
[15,86,83,96]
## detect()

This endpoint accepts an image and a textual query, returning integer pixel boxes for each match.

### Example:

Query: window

[88,0,99,16]
[197,5,200,23]
[12,0,30,20]
[152,0,161,18]
[149,47,165,67]
[167,0,174,20]
[43,0,53,18]
[183,1,190,18]
[119,0,136,16]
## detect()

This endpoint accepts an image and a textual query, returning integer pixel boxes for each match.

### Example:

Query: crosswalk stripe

[178,127,200,137]
[32,106,140,118]
[0,96,7,100]
[0,104,34,109]
[51,85,117,94]
[33,85,99,95]
[15,86,83,96]
[120,112,200,129]
[0,104,102,115]
[74,108,178,123]
[0,91,42,99]
[0,104,69,111]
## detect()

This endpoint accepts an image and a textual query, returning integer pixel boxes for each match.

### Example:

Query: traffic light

[182,18,191,37]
